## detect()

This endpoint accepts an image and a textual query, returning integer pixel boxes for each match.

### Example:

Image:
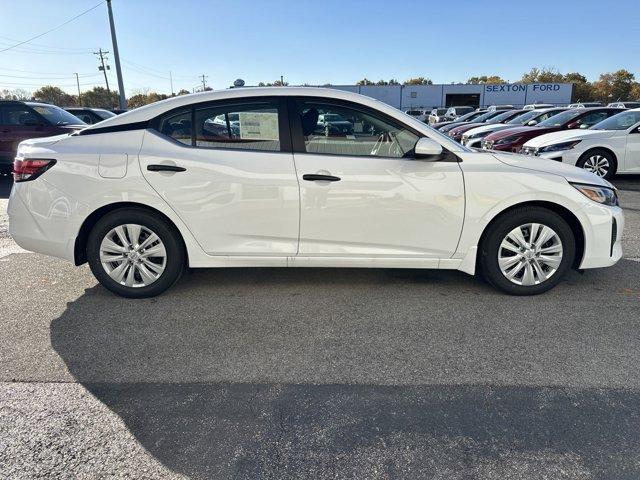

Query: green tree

[257,80,289,86]
[563,72,593,102]
[176,89,190,96]
[467,75,506,84]
[591,69,637,102]
[403,77,433,85]
[520,67,564,83]
[356,78,374,86]
[81,87,119,109]
[630,83,640,100]
[127,92,169,108]
[33,85,77,106]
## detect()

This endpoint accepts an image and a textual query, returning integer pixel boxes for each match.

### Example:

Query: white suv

[9,88,623,297]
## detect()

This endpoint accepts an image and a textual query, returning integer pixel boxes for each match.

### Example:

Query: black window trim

[149,96,292,153]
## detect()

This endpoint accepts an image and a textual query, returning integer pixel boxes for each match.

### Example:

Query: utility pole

[94,48,110,92]
[106,0,126,109]
[280,75,284,86]
[74,73,82,106]
[200,74,208,91]
[170,71,174,96]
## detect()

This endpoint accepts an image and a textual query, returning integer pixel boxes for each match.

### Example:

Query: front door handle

[147,164,186,173]
[302,174,341,182]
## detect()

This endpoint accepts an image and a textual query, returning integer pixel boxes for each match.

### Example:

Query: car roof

[84,87,403,130]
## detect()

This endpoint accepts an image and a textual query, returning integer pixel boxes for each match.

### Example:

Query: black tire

[479,207,575,295]
[87,208,185,298]
[576,148,617,180]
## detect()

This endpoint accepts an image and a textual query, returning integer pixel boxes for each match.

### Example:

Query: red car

[0,101,85,175]
[447,109,526,142]
[481,107,622,153]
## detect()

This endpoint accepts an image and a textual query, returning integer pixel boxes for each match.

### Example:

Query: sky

[0,0,639,96]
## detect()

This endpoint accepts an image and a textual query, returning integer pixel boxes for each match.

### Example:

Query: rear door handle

[147,164,186,172]
[302,174,341,182]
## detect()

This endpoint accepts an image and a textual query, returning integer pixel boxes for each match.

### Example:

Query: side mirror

[527,120,538,126]
[567,121,580,129]
[414,137,443,160]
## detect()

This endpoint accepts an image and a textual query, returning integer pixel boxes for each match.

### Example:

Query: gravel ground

[1,175,639,479]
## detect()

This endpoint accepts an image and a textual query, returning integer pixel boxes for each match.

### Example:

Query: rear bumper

[8,180,83,262]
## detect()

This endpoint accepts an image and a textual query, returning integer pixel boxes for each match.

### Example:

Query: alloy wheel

[583,154,610,177]
[99,224,167,287]
[498,223,563,286]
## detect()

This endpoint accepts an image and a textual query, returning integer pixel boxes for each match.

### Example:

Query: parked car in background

[462,108,568,148]
[568,102,602,108]
[445,106,474,121]
[521,108,640,179]
[482,107,622,153]
[111,108,129,115]
[431,110,487,130]
[447,109,523,142]
[404,109,428,122]
[608,101,640,109]
[439,110,507,134]
[523,103,554,110]
[7,87,623,297]
[64,107,117,124]
[0,101,85,175]
[428,108,448,124]
[487,105,514,112]
[317,113,354,136]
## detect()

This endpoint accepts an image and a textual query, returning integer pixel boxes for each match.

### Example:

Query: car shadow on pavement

[48,262,640,478]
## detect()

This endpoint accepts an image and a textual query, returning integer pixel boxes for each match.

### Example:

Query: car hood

[485,125,556,141]
[449,122,484,135]
[492,151,612,187]
[523,129,617,148]
[464,124,512,136]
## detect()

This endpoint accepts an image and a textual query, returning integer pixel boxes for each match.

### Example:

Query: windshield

[473,111,504,123]
[537,109,583,127]
[507,110,538,125]
[93,108,116,120]
[487,111,518,123]
[590,110,640,130]
[29,104,85,125]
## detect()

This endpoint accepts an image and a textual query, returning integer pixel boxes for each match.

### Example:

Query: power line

[0,1,104,54]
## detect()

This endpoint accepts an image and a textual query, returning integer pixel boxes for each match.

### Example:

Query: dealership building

[320,83,573,110]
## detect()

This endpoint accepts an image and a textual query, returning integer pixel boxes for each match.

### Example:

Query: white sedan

[521,108,640,179]
[8,87,624,297]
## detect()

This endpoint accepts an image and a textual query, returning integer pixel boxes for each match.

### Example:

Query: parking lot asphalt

[1,175,640,479]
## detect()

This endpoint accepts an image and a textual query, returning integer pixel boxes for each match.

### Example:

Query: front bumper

[578,203,624,269]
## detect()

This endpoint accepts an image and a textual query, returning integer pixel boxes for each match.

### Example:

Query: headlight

[538,140,581,153]
[494,136,522,146]
[572,183,619,206]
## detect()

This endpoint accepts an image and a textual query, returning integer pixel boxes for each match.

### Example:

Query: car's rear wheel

[479,207,575,295]
[577,149,616,179]
[87,208,185,298]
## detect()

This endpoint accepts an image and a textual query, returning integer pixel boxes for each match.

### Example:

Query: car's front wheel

[479,207,575,295]
[87,208,185,298]
[577,149,616,179]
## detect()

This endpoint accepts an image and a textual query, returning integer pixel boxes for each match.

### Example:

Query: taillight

[13,158,56,182]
